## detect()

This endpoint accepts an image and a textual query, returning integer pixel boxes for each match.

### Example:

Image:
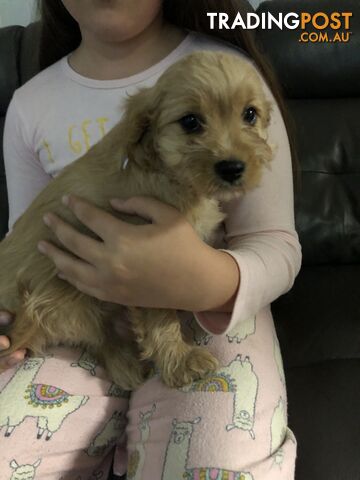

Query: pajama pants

[0,309,296,480]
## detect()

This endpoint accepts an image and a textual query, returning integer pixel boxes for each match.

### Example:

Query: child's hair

[38,0,298,181]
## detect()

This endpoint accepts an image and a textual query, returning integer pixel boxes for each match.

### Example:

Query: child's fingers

[0,312,29,372]
[0,344,26,373]
[0,335,10,350]
[0,351,26,372]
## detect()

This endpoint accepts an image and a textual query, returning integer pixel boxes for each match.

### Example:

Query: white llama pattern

[270,398,287,467]
[223,355,258,438]
[185,316,256,347]
[0,357,88,440]
[71,350,98,376]
[162,417,254,480]
[180,354,259,439]
[226,316,256,344]
[9,459,41,480]
[271,426,296,469]
[273,335,285,385]
[127,404,156,480]
[86,410,127,456]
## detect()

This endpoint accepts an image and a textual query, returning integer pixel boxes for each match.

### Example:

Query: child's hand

[38,194,239,312]
[36,194,206,310]
[0,311,26,372]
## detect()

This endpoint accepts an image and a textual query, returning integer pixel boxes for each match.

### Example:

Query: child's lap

[0,347,129,480]
[0,312,296,480]
[121,312,296,479]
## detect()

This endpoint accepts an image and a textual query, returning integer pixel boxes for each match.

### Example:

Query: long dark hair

[39,0,298,181]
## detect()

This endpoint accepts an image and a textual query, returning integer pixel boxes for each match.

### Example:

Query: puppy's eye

[243,106,257,125]
[178,114,204,134]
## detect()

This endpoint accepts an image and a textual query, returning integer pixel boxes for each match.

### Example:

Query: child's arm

[0,93,53,370]
[3,94,53,234]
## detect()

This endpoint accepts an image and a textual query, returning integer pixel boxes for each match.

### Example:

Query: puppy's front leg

[129,307,219,388]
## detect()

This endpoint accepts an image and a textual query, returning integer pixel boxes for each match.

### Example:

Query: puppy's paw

[162,347,219,388]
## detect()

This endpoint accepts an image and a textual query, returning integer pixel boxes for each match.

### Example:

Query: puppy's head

[121,51,274,200]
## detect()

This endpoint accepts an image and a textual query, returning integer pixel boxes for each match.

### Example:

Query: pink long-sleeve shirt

[3,31,302,336]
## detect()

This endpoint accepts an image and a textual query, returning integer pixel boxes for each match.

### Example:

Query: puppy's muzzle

[214,159,246,184]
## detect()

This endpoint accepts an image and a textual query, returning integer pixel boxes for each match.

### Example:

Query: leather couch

[0,1,359,479]
[257,1,360,479]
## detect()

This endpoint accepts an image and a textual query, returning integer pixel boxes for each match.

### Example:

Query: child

[0,1,301,478]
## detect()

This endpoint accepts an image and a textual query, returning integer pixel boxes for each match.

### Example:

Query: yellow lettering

[96,117,109,138]
[81,120,92,151]
[68,125,82,155]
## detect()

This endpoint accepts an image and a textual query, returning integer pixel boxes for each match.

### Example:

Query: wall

[0,0,37,27]
[249,0,265,8]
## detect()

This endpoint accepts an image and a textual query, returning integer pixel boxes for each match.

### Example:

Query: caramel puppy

[0,51,273,389]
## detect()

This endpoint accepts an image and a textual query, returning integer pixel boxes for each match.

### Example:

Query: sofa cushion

[288,99,360,265]
[0,26,23,116]
[0,26,25,238]
[272,265,360,368]
[285,359,360,480]
[257,0,360,99]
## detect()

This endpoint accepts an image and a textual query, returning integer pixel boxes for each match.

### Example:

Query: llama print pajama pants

[0,309,296,479]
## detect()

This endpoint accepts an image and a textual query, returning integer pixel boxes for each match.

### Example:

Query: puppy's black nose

[214,159,246,184]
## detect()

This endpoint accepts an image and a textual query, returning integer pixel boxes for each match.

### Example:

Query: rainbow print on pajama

[184,468,253,479]
[25,384,70,408]
[184,373,237,393]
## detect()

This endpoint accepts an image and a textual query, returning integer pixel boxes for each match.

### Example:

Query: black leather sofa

[257,1,360,479]
[0,1,359,479]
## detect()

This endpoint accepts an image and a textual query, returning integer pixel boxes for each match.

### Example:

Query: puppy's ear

[120,86,162,166]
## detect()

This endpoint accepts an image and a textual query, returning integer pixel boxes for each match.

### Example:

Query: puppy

[0,51,273,389]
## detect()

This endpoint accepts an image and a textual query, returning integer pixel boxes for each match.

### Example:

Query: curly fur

[0,51,273,389]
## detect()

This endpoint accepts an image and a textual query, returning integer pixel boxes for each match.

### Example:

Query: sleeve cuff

[193,248,251,336]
